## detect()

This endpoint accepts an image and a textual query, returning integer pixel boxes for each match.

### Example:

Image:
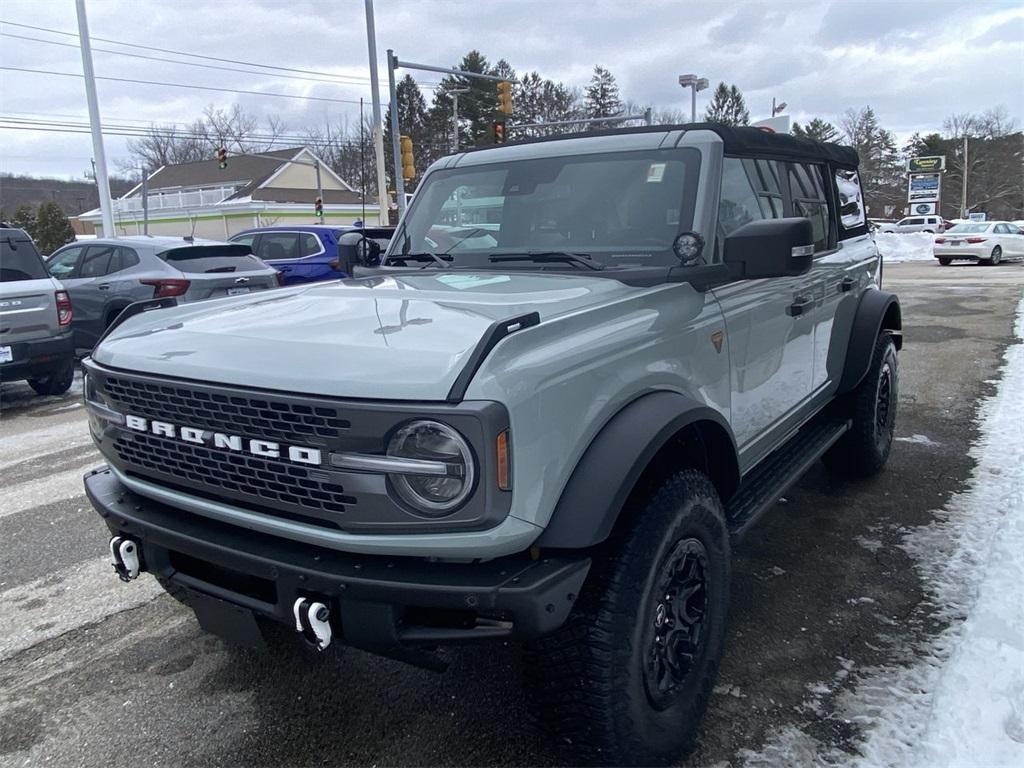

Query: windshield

[390,148,701,268]
[946,223,990,234]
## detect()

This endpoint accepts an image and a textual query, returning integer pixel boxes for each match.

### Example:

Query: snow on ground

[850,295,1024,765]
[742,296,1024,767]
[874,232,936,262]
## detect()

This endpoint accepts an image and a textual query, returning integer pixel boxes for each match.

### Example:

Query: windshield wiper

[488,251,603,270]
[384,252,452,269]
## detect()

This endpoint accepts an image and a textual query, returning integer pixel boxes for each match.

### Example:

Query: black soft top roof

[469,122,860,168]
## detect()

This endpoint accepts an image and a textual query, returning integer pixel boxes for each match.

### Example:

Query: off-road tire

[27,361,75,396]
[524,470,730,766]
[938,258,951,266]
[823,332,898,477]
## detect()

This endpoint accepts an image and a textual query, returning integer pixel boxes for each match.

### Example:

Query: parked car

[83,124,902,765]
[229,225,394,285]
[46,236,281,350]
[879,215,945,233]
[933,221,1024,265]
[0,224,76,395]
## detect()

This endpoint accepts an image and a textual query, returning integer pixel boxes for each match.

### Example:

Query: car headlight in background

[386,420,475,515]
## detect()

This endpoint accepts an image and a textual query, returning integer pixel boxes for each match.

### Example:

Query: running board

[726,418,851,542]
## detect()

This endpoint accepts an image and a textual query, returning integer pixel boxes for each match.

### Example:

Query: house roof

[141,147,300,194]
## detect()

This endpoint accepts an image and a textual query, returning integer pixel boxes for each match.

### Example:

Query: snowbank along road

[1,261,1022,767]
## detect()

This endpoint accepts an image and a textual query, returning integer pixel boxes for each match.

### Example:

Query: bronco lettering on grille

[124,414,323,466]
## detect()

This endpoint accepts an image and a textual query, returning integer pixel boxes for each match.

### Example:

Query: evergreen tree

[703,82,749,126]
[383,74,431,191]
[32,202,75,255]
[792,117,839,143]
[584,66,621,128]
[840,107,903,217]
[11,204,36,234]
[426,51,498,151]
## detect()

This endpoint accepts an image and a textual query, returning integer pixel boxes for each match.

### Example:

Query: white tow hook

[292,597,333,651]
[109,536,140,582]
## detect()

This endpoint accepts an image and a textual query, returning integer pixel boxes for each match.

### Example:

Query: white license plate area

[0,345,11,363]
[227,287,251,296]
[949,240,962,246]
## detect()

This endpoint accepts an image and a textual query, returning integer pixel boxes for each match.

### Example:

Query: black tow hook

[109,536,141,582]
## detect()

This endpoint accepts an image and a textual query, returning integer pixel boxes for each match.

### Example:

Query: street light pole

[678,74,709,123]
[387,50,406,219]
[444,87,470,153]
[75,0,113,237]
[364,0,389,226]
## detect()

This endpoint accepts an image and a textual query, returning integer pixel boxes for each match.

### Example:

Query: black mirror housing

[723,217,814,280]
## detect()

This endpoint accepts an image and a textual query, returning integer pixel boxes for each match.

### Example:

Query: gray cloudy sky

[1,0,1022,180]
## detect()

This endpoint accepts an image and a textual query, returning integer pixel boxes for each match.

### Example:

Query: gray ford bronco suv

[82,124,901,765]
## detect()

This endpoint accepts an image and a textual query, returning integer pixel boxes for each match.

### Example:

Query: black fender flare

[837,289,902,394]
[536,391,740,549]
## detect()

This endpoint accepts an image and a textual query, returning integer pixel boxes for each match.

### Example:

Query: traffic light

[496,80,513,115]
[314,197,323,218]
[400,135,415,181]
[494,121,506,144]
[216,146,227,169]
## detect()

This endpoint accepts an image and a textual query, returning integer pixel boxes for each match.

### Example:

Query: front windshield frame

[388,147,703,270]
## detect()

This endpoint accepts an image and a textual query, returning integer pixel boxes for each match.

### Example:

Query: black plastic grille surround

[114,431,355,522]
[102,374,351,445]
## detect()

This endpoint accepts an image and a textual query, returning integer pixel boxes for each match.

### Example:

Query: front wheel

[824,332,898,477]
[525,470,730,766]
[27,360,75,396]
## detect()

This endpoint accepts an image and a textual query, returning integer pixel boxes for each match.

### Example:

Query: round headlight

[386,420,475,515]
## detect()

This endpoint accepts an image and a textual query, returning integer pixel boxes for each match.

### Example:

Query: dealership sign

[908,155,946,173]
[908,173,941,203]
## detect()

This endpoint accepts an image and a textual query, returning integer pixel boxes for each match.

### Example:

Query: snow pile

[849,296,1024,767]
[874,232,935,262]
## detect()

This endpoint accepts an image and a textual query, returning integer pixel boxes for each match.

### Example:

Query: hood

[92,272,644,400]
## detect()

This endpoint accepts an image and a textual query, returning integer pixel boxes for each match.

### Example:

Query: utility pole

[141,166,149,235]
[75,0,113,237]
[387,49,406,218]
[364,0,389,226]
[960,135,969,219]
[444,87,470,153]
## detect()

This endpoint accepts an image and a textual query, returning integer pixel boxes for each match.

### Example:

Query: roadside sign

[908,173,941,203]
[908,156,946,173]
[968,212,987,222]
[912,202,937,215]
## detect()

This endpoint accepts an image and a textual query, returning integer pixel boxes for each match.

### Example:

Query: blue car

[229,225,388,286]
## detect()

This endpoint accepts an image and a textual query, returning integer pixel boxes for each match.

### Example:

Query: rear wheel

[824,332,898,477]
[525,470,730,766]
[938,258,952,266]
[989,246,1002,265]
[27,360,75,396]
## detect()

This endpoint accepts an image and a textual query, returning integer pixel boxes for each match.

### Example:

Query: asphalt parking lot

[1,261,1022,767]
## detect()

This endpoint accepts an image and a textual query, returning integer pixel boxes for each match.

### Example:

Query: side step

[726,417,851,542]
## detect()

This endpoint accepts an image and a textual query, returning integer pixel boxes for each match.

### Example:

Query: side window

[79,245,116,277]
[993,223,1008,234]
[718,157,779,237]
[787,163,831,252]
[47,246,84,279]
[299,233,322,256]
[257,233,301,260]
[834,169,866,230]
[231,233,256,248]
[119,247,140,270]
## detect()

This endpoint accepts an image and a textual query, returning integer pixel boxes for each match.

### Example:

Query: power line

[0,66,367,105]
[0,32,377,90]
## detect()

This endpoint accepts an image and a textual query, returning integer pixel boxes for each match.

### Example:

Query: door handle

[279,266,293,272]
[97,283,111,290]
[787,296,813,317]
[839,277,855,293]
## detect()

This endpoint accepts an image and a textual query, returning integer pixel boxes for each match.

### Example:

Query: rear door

[252,231,316,284]
[158,244,279,300]
[69,243,119,343]
[1,234,61,355]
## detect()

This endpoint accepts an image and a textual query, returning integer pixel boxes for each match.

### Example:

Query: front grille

[103,375,351,445]
[115,431,356,520]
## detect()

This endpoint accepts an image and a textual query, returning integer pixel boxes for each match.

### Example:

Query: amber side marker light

[496,430,511,491]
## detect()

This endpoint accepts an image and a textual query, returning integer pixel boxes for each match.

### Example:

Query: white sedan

[933,221,1024,266]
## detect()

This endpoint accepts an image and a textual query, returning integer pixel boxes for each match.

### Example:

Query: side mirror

[357,237,382,267]
[723,217,814,280]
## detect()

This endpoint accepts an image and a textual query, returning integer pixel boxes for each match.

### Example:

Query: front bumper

[0,330,74,382]
[86,466,589,661]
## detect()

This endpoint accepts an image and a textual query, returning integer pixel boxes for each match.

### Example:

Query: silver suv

[0,225,76,395]
[46,236,281,350]
[82,125,902,765]
[879,214,945,233]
